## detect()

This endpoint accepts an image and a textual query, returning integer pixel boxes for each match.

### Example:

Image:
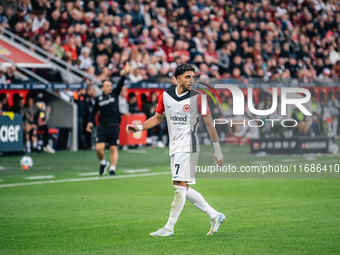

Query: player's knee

[96,146,104,153]
[110,146,118,152]
[173,181,186,187]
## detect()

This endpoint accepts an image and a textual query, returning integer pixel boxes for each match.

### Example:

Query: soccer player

[86,63,131,176]
[126,64,225,236]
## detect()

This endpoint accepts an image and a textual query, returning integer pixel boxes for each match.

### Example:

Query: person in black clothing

[0,93,8,111]
[86,63,131,176]
[73,88,88,150]
[128,92,139,113]
[9,93,24,115]
[84,85,96,149]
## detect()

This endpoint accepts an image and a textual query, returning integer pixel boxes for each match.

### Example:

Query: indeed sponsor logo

[170,115,187,122]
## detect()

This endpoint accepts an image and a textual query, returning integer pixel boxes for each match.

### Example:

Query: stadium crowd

[0,0,340,82]
[1,0,340,151]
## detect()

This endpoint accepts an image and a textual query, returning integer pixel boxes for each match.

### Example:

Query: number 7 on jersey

[175,164,180,175]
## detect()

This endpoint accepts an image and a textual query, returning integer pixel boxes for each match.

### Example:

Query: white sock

[26,141,31,149]
[100,159,106,165]
[186,187,219,219]
[327,123,332,135]
[110,166,116,171]
[164,185,186,232]
[32,142,37,148]
[333,119,338,136]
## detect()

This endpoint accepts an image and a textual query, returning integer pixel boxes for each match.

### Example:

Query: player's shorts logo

[183,104,190,112]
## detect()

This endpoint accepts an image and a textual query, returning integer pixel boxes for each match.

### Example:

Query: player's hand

[214,156,223,166]
[123,62,131,75]
[86,122,93,133]
[126,124,138,134]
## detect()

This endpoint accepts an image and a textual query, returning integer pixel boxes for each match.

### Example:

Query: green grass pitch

[0,144,339,255]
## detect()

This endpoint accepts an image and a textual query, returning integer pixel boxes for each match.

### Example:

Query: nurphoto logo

[200,84,312,128]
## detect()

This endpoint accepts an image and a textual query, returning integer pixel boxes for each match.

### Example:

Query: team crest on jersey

[183,104,190,112]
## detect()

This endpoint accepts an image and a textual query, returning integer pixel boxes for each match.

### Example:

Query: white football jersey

[156,87,210,156]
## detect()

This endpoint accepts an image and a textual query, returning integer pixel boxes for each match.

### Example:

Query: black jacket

[88,76,126,126]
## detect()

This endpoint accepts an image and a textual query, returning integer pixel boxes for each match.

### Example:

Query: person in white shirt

[78,47,93,70]
[32,10,46,33]
[127,64,225,237]
[0,66,7,84]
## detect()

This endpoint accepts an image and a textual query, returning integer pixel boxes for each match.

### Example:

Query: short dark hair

[174,64,195,79]
[128,92,136,99]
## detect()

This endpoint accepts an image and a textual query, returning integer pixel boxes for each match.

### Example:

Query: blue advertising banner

[0,114,24,152]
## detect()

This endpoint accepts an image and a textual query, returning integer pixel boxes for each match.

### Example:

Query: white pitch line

[0,172,170,188]
[281,158,298,162]
[25,175,54,180]
[0,166,6,170]
[304,157,317,161]
[126,150,147,154]
[78,169,151,176]
[78,172,98,176]
[252,161,269,165]
[124,169,150,173]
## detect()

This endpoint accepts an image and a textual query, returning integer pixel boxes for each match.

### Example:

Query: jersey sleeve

[197,93,211,117]
[156,92,165,114]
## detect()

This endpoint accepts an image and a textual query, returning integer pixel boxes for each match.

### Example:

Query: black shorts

[96,125,120,146]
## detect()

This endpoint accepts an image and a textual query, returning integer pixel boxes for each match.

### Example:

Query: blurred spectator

[0,93,8,111]
[23,93,39,153]
[320,94,334,137]
[128,92,139,113]
[0,4,9,29]
[32,10,46,33]
[84,84,97,149]
[78,47,92,70]
[217,44,230,74]
[118,86,129,115]
[192,30,207,54]
[204,42,218,65]
[73,89,88,150]
[291,108,311,136]
[1,0,17,13]
[332,61,340,78]
[9,93,24,115]
[129,68,147,83]
[35,93,55,153]
[327,90,340,137]
[0,66,7,83]
[5,65,20,83]
[52,35,65,59]
[310,91,322,136]
[59,88,73,102]
[63,37,78,62]
[318,68,332,82]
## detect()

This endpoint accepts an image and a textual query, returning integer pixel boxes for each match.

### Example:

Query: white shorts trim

[170,152,199,184]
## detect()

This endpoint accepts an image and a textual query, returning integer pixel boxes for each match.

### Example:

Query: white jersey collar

[175,87,189,98]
